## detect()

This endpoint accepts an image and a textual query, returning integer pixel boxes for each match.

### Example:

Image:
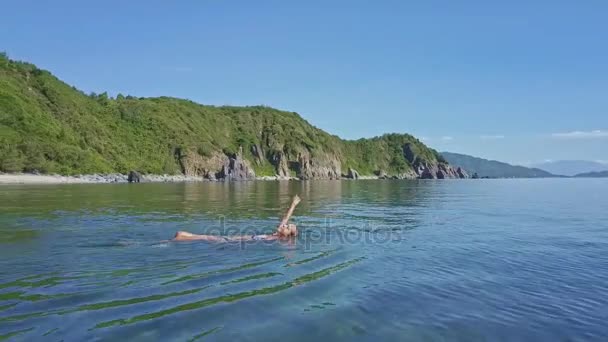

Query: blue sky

[2,0,606,165]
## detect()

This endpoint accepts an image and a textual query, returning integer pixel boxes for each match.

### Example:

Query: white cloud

[441,136,453,141]
[480,135,505,140]
[551,130,608,139]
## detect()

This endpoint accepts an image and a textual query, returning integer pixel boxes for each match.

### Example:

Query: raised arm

[278,195,301,228]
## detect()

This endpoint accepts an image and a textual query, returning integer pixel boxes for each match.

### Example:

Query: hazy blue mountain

[441,152,556,178]
[574,170,608,178]
[531,160,608,177]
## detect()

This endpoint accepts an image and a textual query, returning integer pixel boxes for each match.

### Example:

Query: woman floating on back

[173,195,301,242]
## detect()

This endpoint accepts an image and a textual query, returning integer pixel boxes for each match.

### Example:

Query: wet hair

[278,224,297,237]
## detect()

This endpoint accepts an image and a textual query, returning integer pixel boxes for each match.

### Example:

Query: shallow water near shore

[1,179,607,341]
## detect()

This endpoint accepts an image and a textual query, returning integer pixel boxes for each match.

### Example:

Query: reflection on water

[0,180,435,219]
[1,179,608,341]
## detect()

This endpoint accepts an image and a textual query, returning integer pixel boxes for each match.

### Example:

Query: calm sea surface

[0,179,607,341]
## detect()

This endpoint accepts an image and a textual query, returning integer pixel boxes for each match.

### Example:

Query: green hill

[0,53,461,179]
[441,152,556,178]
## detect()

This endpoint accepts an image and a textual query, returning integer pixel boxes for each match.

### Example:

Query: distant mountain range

[441,153,608,178]
[574,170,608,178]
[530,160,608,177]
[440,152,556,178]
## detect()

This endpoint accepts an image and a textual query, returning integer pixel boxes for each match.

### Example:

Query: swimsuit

[251,234,268,241]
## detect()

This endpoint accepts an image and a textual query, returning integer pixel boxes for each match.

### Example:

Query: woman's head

[277,223,297,237]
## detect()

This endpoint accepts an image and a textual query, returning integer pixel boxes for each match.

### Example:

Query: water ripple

[1,179,608,341]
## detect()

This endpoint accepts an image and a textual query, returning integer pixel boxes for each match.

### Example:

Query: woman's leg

[173,231,224,242]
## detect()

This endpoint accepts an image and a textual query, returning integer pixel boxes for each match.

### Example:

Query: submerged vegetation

[0,53,445,176]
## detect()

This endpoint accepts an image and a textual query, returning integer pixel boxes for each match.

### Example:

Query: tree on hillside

[0,51,8,66]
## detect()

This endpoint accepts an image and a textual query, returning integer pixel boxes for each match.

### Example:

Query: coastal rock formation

[415,163,467,179]
[297,153,341,180]
[177,150,225,180]
[177,141,467,181]
[177,148,254,181]
[347,168,360,179]
[251,144,265,165]
[402,143,468,179]
[272,151,291,178]
[219,150,256,181]
[457,167,468,179]
[393,170,418,180]
[128,170,142,183]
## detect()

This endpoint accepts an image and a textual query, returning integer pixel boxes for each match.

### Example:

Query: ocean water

[0,179,607,341]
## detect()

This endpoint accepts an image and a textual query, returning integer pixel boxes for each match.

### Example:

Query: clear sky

[2,0,606,165]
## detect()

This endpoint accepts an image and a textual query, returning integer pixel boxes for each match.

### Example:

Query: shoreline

[0,173,380,185]
[0,173,588,185]
[0,173,259,184]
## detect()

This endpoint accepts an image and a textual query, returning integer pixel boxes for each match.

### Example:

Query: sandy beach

[0,174,100,184]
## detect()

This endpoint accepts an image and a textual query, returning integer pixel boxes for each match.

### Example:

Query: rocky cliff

[175,141,467,181]
[403,143,468,179]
